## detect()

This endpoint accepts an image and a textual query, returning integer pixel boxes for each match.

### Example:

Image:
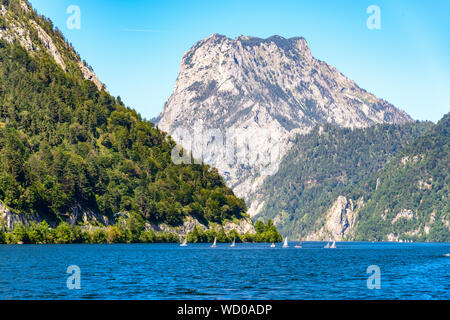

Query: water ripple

[0,242,449,299]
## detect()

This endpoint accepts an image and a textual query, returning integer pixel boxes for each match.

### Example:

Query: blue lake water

[0,242,449,300]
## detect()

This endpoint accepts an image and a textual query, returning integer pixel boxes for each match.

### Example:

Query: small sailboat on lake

[211,237,217,248]
[230,238,235,247]
[324,238,331,248]
[180,237,187,247]
[282,237,289,248]
[270,242,276,248]
[295,240,303,248]
[330,240,336,249]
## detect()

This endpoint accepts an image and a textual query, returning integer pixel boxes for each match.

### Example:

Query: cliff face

[0,202,41,229]
[157,34,412,213]
[149,216,256,237]
[0,201,109,229]
[304,196,359,241]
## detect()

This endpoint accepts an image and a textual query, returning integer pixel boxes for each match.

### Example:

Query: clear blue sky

[29,0,450,122]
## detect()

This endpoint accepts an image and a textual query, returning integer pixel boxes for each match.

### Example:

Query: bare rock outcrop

[68,204,112,227]
[0,202,41,229]
[29,20,66,70]
[147,216,256,236]
[223,218,256,235]
[305,196,357,240]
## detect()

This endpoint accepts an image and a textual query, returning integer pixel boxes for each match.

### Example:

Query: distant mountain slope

[156,34,413,214]
[0,0,249,232]
[254,121,435,240]
[355,113,449,242]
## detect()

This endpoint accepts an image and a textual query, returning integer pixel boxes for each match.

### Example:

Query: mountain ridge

[157,32,413,216]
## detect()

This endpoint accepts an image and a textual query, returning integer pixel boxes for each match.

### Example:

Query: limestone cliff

[157,34,412,215]
[305,196,359,241]
[148,216,256,237]
[0,201,41,229]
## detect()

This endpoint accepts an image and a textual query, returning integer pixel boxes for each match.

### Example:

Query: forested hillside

[0,0,252,240]
[355,113,449,242]
[255,121,438,239]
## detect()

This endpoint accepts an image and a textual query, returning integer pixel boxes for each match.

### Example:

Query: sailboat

[270,243,276,248]
[282,237,289,248]
[180,238,187,247]
[330,240,336,249]
[230,238,235,247]
[295,240,302,248]
[211,237,217,248]
[324,238,331,248]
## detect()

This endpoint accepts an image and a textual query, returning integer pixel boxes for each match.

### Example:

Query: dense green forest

[355,113,449,242]
[0,40,247,226]
[0,0,278,243]
[255,121,440,239]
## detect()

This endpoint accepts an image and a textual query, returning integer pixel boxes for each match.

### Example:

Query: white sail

[282,237,289,248]
[330,240,336,249]
[180,238,187,247]
[230,238,235,247]
[211,237,217,248]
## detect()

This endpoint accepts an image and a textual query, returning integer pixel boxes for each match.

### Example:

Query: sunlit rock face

[157,34,412,215]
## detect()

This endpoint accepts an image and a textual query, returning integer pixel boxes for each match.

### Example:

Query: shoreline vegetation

[0,217,282,245]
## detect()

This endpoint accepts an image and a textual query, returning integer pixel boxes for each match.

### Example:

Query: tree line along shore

[0,215,282,245]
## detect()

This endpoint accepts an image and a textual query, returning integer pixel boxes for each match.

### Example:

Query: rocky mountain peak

[158,33,413,215]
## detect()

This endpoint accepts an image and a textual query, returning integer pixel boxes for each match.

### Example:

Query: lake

[0,242,449,300]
